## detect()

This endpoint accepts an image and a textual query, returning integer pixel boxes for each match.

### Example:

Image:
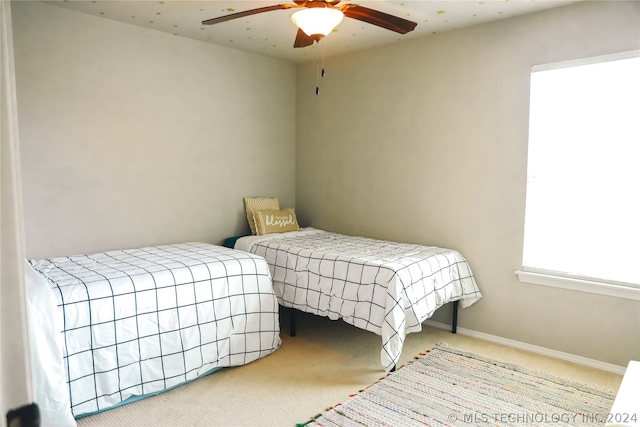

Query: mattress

[26,242,281,425]
[236,228,482,371]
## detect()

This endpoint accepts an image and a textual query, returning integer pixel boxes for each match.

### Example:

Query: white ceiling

[45,0,579,63]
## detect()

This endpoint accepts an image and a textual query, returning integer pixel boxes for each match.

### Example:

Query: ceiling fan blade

[293,28,316,48]
[202,4,298,25]
[339,4,417,34]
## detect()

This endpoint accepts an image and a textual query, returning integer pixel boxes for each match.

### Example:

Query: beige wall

[295,1,640,367]
[12,1,296,259]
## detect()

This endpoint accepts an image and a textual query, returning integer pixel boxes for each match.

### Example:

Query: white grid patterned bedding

[236,229,481,371]
[27,242,281,418]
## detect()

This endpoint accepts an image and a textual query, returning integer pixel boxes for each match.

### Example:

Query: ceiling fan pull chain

[315,42,320,95]
[321,43,326,78]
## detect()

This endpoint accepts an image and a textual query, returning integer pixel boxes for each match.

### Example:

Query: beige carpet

[76,311,622,427]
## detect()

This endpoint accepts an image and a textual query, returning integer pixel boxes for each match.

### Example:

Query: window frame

[516,50,640,301]
[515,268,640,301]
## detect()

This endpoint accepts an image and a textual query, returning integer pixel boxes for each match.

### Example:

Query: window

[517,51,640,300]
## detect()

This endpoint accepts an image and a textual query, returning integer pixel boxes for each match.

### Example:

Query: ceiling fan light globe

[291,8,344,37]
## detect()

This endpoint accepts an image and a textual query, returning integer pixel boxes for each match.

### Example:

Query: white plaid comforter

[27,242,281,418]
[236,229,482,371]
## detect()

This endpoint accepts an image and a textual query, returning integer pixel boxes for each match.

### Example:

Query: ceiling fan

[202,0,418,48]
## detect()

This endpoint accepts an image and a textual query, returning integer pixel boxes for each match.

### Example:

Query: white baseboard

[425,320,627,376]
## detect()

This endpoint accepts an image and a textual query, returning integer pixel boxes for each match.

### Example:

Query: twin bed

[26,242,281,425]
[26,204,481,424]
[233,227,482,372]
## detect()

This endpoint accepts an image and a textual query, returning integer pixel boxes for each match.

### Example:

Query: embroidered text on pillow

[265,213,296,227]
[254,208,300,235]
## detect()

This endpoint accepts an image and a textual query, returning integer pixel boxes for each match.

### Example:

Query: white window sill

[515,270,640,301]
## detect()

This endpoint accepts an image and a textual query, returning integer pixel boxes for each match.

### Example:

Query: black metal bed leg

[289,307,296,337]
[452,300,459,334]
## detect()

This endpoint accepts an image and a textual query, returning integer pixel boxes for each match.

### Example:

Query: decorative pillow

[253,208,300,236]
[244,197,279,235]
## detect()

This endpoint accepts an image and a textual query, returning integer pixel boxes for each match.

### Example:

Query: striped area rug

[299,343,615,426]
